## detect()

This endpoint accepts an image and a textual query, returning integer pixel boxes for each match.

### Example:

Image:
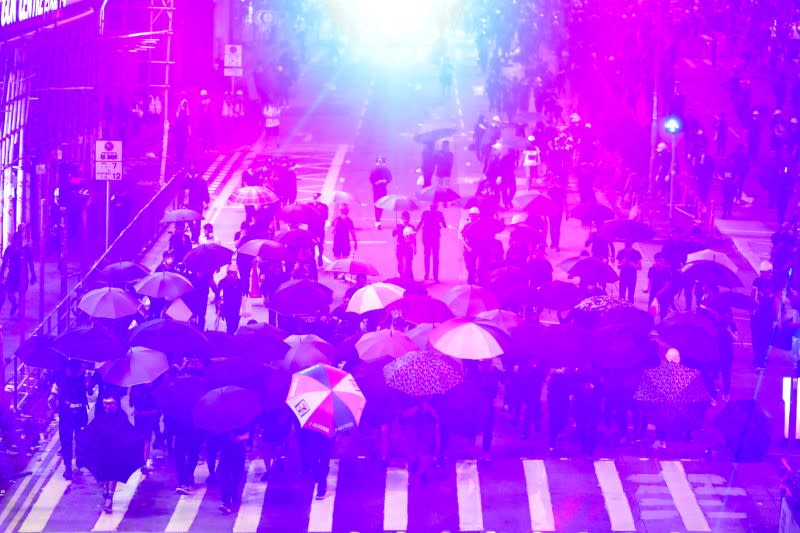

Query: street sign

[254,10,274,28]
[95,140,123,181]
[224,44,243,77]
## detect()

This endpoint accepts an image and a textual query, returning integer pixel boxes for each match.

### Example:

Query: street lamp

[664,116,682,219]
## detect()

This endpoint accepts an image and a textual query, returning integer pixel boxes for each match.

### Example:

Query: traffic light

[664,116,682,135]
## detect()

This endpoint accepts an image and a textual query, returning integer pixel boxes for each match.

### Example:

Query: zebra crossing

[5,455,767,533]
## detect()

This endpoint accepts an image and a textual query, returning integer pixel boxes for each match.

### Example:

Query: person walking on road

[331,204,357,264]
[263,100,282,150]
[435,140,454,194]
[420,142,436,188]
[217,428,249,514]
[48,360,88,481]
[617,241,642,303]
[461,207,490,285]
[751,261,779,370]
[183,170,210,243]
[417,203,447,282]
[216,265,245,335]
[0,232,35,317]
[370,156,392,229]
[173,97,191,164]
[309,193,329,267]
[298,428,334,500]
[392,211,415,278]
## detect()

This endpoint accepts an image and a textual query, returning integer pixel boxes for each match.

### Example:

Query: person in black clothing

[585,225,615,263]
[218,428,249,514]
[498,148,517,209]
[241,167,261,224]
[370,157,392,229]
[130,382,161,475]
[49,360,89,480]
[644,253,674,320]
[420,142,436,188]
[472,115,488,161]
[298,428,334,500]
[275,157,298,206]
[417,203,447,282]
[168,222,192,263]
[617,241,642,303]
[216,266,244,335]
[435,140,454,193]
[547,184,566,251]
[1,233,36,317]
[751,261,778,369]
[173,98,191,164]
[309,193,329,267]
[392,211,415,277]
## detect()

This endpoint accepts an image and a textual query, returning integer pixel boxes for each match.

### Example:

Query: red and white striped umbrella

[229,186,279,206]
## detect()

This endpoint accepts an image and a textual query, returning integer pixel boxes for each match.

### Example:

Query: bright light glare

[333,0,458,63]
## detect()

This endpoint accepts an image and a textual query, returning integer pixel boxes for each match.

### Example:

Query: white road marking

[165,464,209,532]
[320,144,350,207]
[383,466,409,532]
[91,470,144,531]
[455,460,483,532]
[18,462,71,532]
[660,461,711,532]
[307,458,339,533]
[523,459,555,531]
[2,435,61,533]
[209,134,267,225]
[594,460,636,531]
[233,460,268,533]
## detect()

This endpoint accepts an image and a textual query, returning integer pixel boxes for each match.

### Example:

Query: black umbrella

[77,412,143,483]
[128,319,210,361]
[713,400,772,462]
[657,313,720,366]
[598,219,655,242]
[97,261,150,285]
[193,386,264,434]
[278,203,320,225]
[570,202,615,224]
[413,128,457,144]
[592,327,657,370]
[539,281,582,311]
[231,327,290,362]
[416,185,461,203]
[153,374,211,419]
[704,290,754,312]
[269,279,333,315]
[568,257,619,284]
[522,194,559,217]
[51,326,125,363]
[275,228,315,250]
[16,335,65,370]
[160,208,201,224]
[236,239,288,260]
[203,330,233,358]
[682,260,742,288]
[183,243,234,273]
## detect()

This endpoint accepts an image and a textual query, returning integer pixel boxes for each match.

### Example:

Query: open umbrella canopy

[322,190,357,205]
[202,357,273,390]
[350,357,407,426]
[52,326,126,363]
[183,243,234,273]
[682,260,742,288]
[99,346,169,387]
[204,330,233,357]
[128,319,210,361]
[278,203,320,224]
[406,323,435,348]
[656,313,720,367]
[153,374,211,419]
[284,335,335,372]
[355,330,416,362]
[383,350,463,397]
[346,282,405,314]
[160,208,201,224]
[535,323,592,369]
[568,257,619,284]
[275,227,316,250]
[633,361,711,404]
[229,185,279,206]
[78,287,140,319]
[386,295,453,324]
[522,194,559,217]
[375,194,419,212]
[686,249,738,272]
[193,386,264,434]
[441,284,499,317]
[569,296,639,329]
[539,281,582,311]
[429,317,505,361]
[97,261,150,285]
[270,279,333,315]
[16,335,64,370]
[598,219,655,242]
[323,258,380,277]
[77,412,143,483]
[134,271,193,301]
[704,290,754,312]
[165,297,193,321]
[236,238,287,260]
[416,185,461,203]
[474,309,523,335]
[570,202,615,224]
[231,326,290,361]
[591,327,658,370]
[286,363,366,437]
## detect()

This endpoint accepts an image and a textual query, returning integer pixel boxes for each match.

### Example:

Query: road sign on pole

[224,44,243,77]
[95,140,123,251]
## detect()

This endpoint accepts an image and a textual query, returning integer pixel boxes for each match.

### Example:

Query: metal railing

[5,166,188,410]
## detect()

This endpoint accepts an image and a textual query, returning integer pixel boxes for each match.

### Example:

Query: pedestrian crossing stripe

[6,457,759,533]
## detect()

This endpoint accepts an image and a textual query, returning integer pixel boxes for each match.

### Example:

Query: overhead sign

[0,0,92,42]
[224,44,243,77]
[95,140,123,181]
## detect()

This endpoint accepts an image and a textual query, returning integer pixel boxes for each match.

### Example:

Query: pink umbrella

[355,330,417,362]
[441,284,499,317]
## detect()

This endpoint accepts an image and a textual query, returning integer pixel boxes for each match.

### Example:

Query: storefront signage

[1,0,70,28]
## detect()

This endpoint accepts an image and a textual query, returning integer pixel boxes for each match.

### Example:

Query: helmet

[468,207,480,215]
[656,142,667,152]
[569,112,581,123]
[199,89,208,96]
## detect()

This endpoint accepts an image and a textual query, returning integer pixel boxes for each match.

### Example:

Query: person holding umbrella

[218,427,250,514]
[370,156,393,229]
[417,202,447,282]
[48,359,89,481]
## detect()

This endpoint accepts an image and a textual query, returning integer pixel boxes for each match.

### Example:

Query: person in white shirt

[263,102,282,149]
